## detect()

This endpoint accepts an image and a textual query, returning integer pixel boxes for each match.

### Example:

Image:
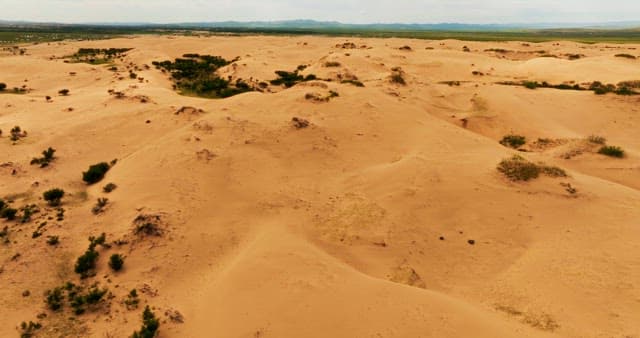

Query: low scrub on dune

[82,162,111,184]
[270,69,317,88]
[500,135,527,149]
[598,146,625,158]
[497,155,567,182]
[66,48,132,65]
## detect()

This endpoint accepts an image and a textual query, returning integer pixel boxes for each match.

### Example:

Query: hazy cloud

[0,0,638,24]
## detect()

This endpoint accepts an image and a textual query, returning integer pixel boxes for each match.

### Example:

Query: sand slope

[1,35,639,338]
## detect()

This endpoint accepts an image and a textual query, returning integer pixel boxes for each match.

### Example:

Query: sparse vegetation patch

[497,155,567,182]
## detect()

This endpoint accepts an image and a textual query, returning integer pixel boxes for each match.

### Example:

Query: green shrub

[45,287,64,311]
[109,254,125,271]
[1,207,17,220]
[43,188,65,206]
[92,198,109,214]
[103,183,117,193]
[500,135,527,148]
[598,146,625,158]
[523,81,538,89]
[0,82,6,91]
[82,162,111,184]
[74,234,106,278]
[58,89,70,96]
[270,70,316,88]
[125,289,140,309]
[324,61,341,67]
[131,306,160,338]
[31,147,56,167]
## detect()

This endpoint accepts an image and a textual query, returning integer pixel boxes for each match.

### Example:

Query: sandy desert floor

[1,34,640,337]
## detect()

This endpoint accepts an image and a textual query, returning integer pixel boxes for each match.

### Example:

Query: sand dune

[1,35,639,337]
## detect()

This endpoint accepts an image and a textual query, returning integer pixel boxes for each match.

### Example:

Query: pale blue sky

[1,0,638,24]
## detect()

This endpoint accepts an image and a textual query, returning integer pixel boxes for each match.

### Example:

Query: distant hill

[1,19,639,31]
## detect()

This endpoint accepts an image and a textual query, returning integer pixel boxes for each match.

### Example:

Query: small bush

[46,236,60,246]
[125,289,140,309]
[588,135,606,144]
[31,147,56,167]
[500,135,527,148]
[74,234,106,278]
[109,254,125,271]
[523,81,538,89]
[497,156,540,181]
[58,89,70,96]
[1,207,17,220]
[131,306,160,338]
[390,70,406,85]
[598,146,625,158]
[82,162,111,184]
[324,61,341,67]
[92,198,109,214]
[0,82,6,91]
[45,287,64,311]
[103,183,117,193]
[43,188,65,206]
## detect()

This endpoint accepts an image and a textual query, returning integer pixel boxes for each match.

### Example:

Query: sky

[0,0,639,24]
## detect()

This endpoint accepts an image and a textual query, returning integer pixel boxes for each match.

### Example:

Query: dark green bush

[1,207,18,220]
[0,82,6,91]
[45,287,64,311]
[31,147,56,167]
[588,135,606,144]
[58,89,69,96]
[598,146,625,158]
[103,183,117,193]
[74,234,105,278]
[500,135,527,148]
[46,235,60,246]
[131,306,160,338]
[82,162,111,184]
[109,254,125,271]
[43,188,65,206]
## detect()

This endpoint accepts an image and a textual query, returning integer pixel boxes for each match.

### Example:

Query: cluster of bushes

[19,320,42,338]
[31,147,56,167]
[270,69,317,88]
[497,155,567,182]
[67,48,132,65]
[499,80,639,96]
[45,282,108,315]
[153,54,253,98]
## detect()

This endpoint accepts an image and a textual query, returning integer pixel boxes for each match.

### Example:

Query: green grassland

[1,25,640,45]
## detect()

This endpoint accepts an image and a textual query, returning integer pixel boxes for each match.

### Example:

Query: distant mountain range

[1,19,639,31]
